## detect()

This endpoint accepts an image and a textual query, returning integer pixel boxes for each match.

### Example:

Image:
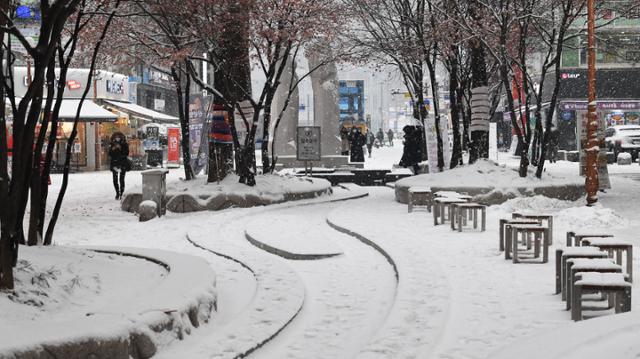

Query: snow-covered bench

[557,247,609,299]
[571,272,631,321]
[509,224,551,263]
[582,238,634,282]
[499,218,540,254]
[450,203,486,232]
[512,212,554,245]
[566,231,613,247]
[565,258,623,310]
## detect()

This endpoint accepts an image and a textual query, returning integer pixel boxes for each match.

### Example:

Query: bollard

[141,169,169,217]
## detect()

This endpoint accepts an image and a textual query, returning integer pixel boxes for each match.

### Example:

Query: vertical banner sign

[424,115,439,173]
[489,123,498,161]
[188,95,206,174]
[440,116,451,167]
[167,128,180,165]
[296,126,321,161]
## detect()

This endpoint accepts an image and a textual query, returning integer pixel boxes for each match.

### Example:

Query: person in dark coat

[547,125,559,163]
[109,132,130,200]
[348,127,366,162]
[340,125,350,156]
[376,128,384,148]
[387,129,395,146]
[365,129,375,158]
[399,125,422,174]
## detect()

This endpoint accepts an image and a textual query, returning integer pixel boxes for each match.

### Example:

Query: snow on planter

[0,246,217,359]
[122,173,333,213]
[395,160,585,205]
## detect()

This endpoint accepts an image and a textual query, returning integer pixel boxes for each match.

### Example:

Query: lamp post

[585,0,599,205]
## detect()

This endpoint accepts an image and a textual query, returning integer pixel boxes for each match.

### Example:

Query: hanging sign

[167,128,180,165]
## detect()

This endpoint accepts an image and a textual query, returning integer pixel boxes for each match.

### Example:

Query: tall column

[272,56,299,157]
[309,53,341,156]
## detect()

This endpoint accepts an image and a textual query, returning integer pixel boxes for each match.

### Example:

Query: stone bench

[408,187,432,213]
[566,231,613,247]
[566,258,623,310]
[513,212,554,245]
[571,272,632,321]
[582,238,634,282]
[558,247,609,299]
[433,197,469,226]
[510,224,550,264]
[499,218,541,253]
[451,203,486,232]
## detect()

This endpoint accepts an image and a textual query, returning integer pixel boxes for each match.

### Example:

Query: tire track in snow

[244,202,397,359]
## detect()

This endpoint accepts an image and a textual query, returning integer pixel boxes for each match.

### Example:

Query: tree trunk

[172,64,194,180]
[449,48,462,169]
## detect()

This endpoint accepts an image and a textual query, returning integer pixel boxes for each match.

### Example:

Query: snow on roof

[56,99,118,122]
[104,100,178,123]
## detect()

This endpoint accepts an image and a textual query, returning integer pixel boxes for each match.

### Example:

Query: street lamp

[585,0,599,205]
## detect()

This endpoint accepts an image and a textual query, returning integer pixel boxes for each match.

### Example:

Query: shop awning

[57,99,118,122]
[104,100,178,123]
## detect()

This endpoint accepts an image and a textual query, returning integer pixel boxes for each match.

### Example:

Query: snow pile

[397,159,582,190]
[556,204,629,230]
[496,195,577,213]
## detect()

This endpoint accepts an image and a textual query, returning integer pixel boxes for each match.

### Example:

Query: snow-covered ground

[5,143,640,358]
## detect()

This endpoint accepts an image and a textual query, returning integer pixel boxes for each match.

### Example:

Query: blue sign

[561,111,573,121]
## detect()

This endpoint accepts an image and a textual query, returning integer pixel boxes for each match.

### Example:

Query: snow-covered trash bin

[138,200,158,222]
[617,152,632,165]
[141,168,169,217]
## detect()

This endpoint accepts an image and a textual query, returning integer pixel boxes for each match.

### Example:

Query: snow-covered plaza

[2,143,639,359]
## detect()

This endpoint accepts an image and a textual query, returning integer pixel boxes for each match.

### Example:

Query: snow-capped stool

[433,197,469,226]
[451,203,486,232]
[558,247,609,299]
[566,258,623,310]
[408,187,432,213]
[582,238,634,282]
[509,224,551,264]
[434,191,473,201]
[566,231,613,247]
[512,212,554,245]
[571,272,631,321]
[499,218,541,253]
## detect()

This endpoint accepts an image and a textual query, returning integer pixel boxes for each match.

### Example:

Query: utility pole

[585,0,599,205]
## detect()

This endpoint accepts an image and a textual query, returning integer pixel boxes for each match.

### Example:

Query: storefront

[544,68,640,151]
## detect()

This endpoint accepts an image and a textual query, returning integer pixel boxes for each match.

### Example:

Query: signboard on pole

[296,126,321,161]
[424,115,439,173]
[167,127,180,166]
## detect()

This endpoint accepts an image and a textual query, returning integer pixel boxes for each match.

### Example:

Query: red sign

[167,128,180,164]
[67,80,81,90]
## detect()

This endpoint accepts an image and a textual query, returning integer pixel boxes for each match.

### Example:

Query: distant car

[604,125,640,161]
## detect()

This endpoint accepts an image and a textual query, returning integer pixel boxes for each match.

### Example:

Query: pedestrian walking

[399,126,422,174]
[366,129,375,158]
[348,127,366,162]
[547,125,559,163]
[109,132,130,200]
[387,129,395,146]
[376,128,384,148]
[340,125,350,156]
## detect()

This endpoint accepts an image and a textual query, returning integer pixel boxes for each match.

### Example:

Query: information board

[296,126,321,161]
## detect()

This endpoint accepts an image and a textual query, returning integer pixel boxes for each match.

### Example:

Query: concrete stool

[433,197,468,226]
[499,218,540,252]
[510,224,550,263]
[559,247,609,299]
[451,203,486,232]
[571,272,631,321]
[582,238,634,282]
[408,187,432,213]
[566,231,613,247]
[513,212,554,245]
[566,258,622,310]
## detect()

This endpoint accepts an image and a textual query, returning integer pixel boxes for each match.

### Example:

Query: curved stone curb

[245,230,343,260]
[0,247,217,359]
[122,187,333,214]
[185,233,305,359]
[325,219,399,281]
[394,183,586,205]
